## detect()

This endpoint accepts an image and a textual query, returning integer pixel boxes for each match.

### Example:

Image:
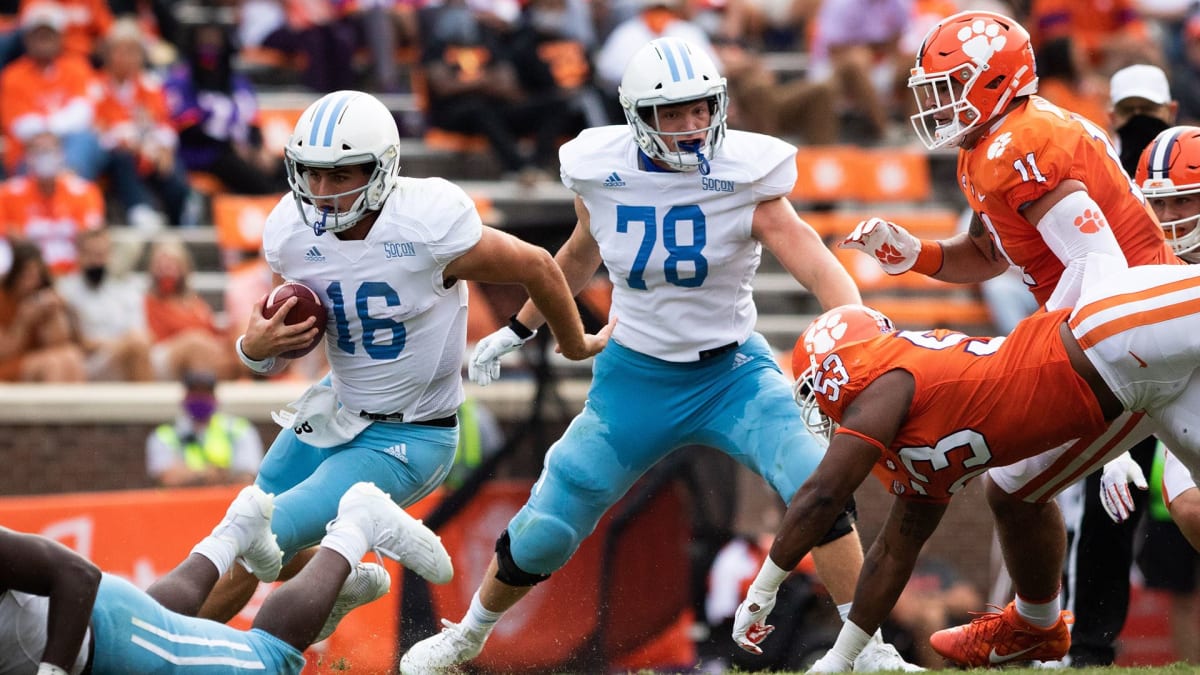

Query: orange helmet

[1136,125,1200,263]
[792,305,895,442]
[908,11,1038,149]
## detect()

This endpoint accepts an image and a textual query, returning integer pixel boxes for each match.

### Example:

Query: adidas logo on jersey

[731,353,752,370]
[603,172,626,187]
[304,246,326,262]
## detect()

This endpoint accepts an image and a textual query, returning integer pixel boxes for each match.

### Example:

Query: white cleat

[211,485,282,582]
[853,636,925,672]
[328,482,453,584]
[315,562,391,643]
[399,619,488,675]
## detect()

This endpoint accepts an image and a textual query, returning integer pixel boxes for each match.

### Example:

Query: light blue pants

[508,333,826,574]
[89,574,305,674]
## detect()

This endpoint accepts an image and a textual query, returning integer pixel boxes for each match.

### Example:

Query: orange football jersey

[813,309,1108,502]
[957,96,1178,306]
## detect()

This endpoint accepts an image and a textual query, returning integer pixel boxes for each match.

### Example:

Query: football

[261,281,327,358]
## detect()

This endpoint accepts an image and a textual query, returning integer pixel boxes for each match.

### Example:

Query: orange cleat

[929,602,1073,667]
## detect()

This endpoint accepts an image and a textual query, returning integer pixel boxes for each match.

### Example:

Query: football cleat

[326,482,453,584]
[211,485,283,582]
[854,635,926,672]
[929,602,1072,667]
[315,562,391,643]
[399,619,488,675]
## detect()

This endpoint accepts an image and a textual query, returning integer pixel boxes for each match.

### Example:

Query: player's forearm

[769,483,847,573]
[515,232,602,331]
[42,555,101,670]
[518,254,588,357]
[846,540,918,636]
[927,233,1008,283]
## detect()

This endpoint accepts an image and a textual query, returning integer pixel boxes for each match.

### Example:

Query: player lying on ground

[0,481,449,674]
[733,254,1200,670]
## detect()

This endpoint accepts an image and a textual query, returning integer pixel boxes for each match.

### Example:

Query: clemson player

[732,255,1200,669]
[839,10,1184,663]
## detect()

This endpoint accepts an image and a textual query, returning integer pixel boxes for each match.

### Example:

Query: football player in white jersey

[0,482,448,674]
[198,90,609,620]
[400,37,920,673]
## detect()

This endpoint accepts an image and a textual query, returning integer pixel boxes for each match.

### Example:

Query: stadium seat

[791,146,933,205]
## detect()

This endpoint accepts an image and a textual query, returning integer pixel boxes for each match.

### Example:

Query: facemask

[154,274,181,296]
[183,393,216,424]
[1118,114,1170,176]
[82,265,106,287]
[27,151,63,179]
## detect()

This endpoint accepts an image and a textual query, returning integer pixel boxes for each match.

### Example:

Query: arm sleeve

[1035,189,1128,310]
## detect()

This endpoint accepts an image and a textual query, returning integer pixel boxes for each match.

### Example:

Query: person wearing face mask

[56,227,154,381]
[146,368,264,487]
[0,131,104,276]
[1109,63,1178,177]
[143,237,237,381]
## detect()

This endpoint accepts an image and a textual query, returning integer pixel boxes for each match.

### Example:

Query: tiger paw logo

[804,311,849,356]
[986,132,1012,160]
[875,243,906,266]
[1074,208,1107,233]
[957,18,1007,66]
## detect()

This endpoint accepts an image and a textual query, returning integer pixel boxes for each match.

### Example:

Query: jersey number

[326,281,407,359]
[615,204,708,289]
[897,429,993,496]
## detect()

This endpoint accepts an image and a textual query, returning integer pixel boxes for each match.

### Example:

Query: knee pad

[494,530,552,587]
[814,495,857,546]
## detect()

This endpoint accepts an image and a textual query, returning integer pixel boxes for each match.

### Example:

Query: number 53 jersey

[560,125,797,362]
[261,177,482,419]
[813,309,1109,502]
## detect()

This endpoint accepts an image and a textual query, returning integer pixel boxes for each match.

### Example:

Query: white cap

[1109,64,1172,106]
[20,2,66,32]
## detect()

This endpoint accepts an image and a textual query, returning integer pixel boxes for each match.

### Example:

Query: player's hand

[470,325,536,386]
[840,217,922,275]
[556,318,616,361]
[807,651,855,673]
[1100,452,1148,523]
[732,588,777,655]
[241,296,317,360]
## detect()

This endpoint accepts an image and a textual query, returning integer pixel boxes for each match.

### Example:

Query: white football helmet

[285,90,401,235]
[618,37,727,173]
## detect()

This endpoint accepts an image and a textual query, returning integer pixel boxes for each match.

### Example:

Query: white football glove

[840,217,922,275]
[807,650,855,673]
[1099,452,1148,523]
[732,587,778,655]
[469,325,536,386]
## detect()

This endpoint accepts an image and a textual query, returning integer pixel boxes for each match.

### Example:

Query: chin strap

[311,208,330,237]
[678,140,711,175]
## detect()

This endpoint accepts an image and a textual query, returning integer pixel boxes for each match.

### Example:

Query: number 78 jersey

[560,125,798,362]
[813,310,1109,502]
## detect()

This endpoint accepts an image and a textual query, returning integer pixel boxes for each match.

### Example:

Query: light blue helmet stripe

[661,41,681,81]
[321,94,353,147]
[307,95,339,146]
[678,42,694,79]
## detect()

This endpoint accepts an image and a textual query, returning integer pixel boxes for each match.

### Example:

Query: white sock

[461,591,503,636]
[829,620,873,664]
[321,524,370,567]
[837,601,852,622]
[1015,592,1061,628]
[191,536,235,576]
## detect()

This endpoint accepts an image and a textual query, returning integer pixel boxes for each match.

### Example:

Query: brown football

[261,281,327,358]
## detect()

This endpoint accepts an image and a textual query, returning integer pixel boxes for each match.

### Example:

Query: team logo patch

[304,246,326,262]
[385,241,417,259]
[986,132,1012,160]
[957,18,1007,66]
[1073,208,1108,233]
[701,177,734,192]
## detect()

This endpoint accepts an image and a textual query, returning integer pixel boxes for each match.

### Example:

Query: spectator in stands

[419,0,556,184]
[0,2,104,180]
[21,0,112,61]
[594,0,719,100]
[1109,63,1177,176]
[0,235,85,381]
[256,0,363,94]
[96,18,196,228]
[1028,0,1159,73]
[805,0,912,143]
[508,0,610,133]
[1169,12,1200,126]
[1034,36,1108,128]
[164,20,285,195]
[146,367,264,487]
[0,131,103,276]
[55,226,153,381]
[143,237,236,381]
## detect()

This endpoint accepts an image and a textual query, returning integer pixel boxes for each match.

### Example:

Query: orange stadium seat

[792,146,933,204]
[212,193,282,255]
[257,108,304,157]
